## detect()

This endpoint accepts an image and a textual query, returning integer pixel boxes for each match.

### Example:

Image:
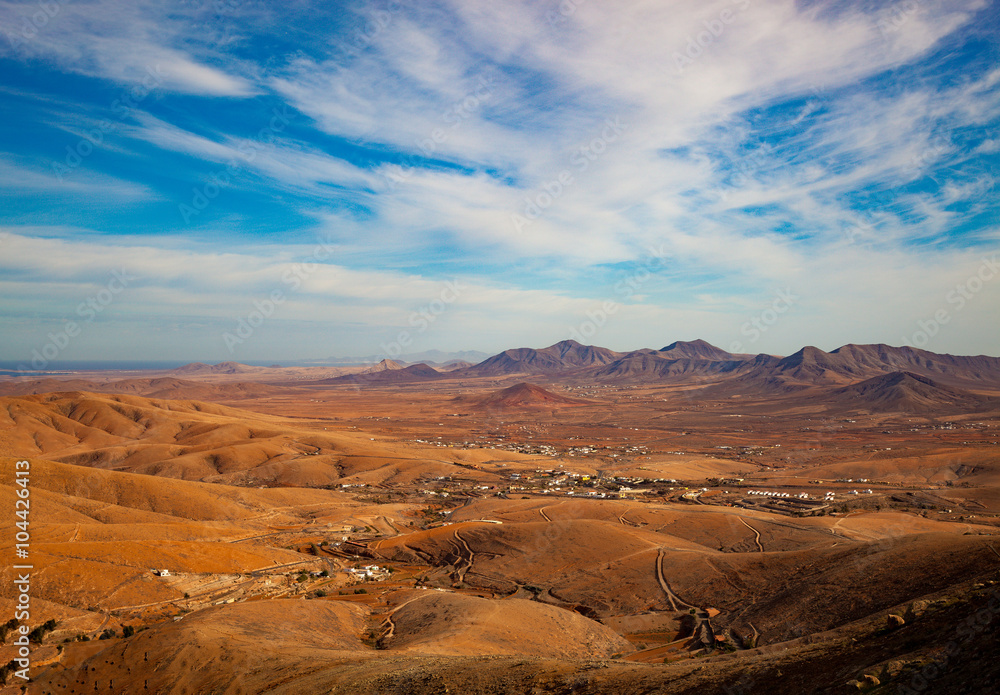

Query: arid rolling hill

[381,590,631,657]
[3,340,1000,694]
[362,358,404,374]
[361,513,999,645]
[458,339,623,377]
[461,382,594,410]
[825,371,998,414]
[313,363,445,385]
[0,391,527,486]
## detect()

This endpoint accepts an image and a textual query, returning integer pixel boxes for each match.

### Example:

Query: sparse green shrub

[28,620,58,644]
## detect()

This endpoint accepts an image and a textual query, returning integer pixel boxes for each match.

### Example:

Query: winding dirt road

[656,547,695,611]
[738,517,764,553]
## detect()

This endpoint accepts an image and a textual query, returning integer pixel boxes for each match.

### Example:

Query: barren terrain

[2,340,999,694]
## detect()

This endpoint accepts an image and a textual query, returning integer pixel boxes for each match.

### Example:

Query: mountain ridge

[451,340,1000,390]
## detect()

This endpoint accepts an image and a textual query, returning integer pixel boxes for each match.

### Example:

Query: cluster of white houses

[746,488,873,502]
[746,490,811,500]
[345,564,389,582]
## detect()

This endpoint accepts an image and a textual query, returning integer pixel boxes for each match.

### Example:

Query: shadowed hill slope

[828,371,997,413]
[460,339,623,376]
[384,591,631,658]
[363,518,1000,645]
[463,382,593,410]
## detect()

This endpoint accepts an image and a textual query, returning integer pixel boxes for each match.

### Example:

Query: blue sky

[0,0,998,364]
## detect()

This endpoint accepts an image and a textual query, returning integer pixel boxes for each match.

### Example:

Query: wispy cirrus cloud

[0,0,257,95]
[0,0,997,360]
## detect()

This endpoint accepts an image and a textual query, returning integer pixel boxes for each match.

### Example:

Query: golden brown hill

[364,517,1000,644]
[30,573,1000,695]
[448,497,840,552]
[0,456,408,637]
[0,457,357,522]
[384,591,632,657]
[29,600,373,695]
[0,391,517,485]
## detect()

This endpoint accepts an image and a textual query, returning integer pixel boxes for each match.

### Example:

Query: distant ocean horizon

[0,360,289,375]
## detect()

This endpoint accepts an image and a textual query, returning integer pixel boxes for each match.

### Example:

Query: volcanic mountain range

[9,339,998,414]
[3,341,1000,693]
[330,337,1000,393]
[153,339,1000,391]
[456,339,1000,387]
